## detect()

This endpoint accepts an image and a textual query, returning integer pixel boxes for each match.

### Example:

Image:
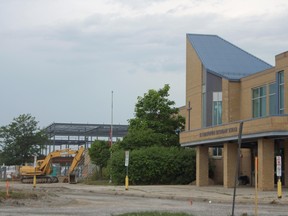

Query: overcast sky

[1,0,288,128]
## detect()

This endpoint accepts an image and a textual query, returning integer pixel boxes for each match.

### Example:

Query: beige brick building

[180,34,288,191]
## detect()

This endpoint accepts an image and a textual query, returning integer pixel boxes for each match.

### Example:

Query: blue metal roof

[187,34,273,80]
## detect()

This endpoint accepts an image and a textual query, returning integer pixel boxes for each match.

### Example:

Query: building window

[213,147,222,157]
[202,70,206,128]
[202,86,206,127]
[212,92,222,125]
[269,72,284,116]
[278,71,284,114]
[252,86,266,118]
[269,83,277,115]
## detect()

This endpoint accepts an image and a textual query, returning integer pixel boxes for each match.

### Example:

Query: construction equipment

[67,146,85,184]
[20,146,84,184]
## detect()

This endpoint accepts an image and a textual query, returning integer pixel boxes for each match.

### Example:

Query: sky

[1,0,288,128]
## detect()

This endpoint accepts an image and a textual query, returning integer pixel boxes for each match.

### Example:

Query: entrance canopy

[180,116,288,147]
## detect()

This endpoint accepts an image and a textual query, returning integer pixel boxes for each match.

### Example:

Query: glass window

[269,83,277,115]
[212,92,222,126]
[252,86,266,118]
[253,98,260,117]
[202,70,206,128]
[253,88,259,98]
[202,90,206,128]
[278,71,284,114]
[213,147,222,157]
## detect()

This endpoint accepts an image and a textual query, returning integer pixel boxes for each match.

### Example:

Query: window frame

[212,92,222,126]
[278,71,284,114]
[212,147,222,157]
[269,82,277,115]
[252,85,267,118]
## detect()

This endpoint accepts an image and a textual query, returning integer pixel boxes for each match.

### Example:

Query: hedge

[109,146,196,185]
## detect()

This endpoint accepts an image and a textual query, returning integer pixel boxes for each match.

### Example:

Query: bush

[109,146,196,185]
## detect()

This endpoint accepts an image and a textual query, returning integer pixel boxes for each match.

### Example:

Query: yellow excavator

[20,146,84,184]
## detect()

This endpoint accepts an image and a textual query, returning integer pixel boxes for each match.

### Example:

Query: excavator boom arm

[39,148,78,173]
[68,146,85,174]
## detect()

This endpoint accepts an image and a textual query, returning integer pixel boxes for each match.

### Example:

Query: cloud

[0,0,288,127]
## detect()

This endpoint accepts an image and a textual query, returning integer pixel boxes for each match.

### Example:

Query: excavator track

[21,176,58,184]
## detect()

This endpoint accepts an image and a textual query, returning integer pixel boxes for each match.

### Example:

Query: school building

[179,34,288,191]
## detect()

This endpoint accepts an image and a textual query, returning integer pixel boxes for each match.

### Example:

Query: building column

[196,145,209,186]
[284,140,288,187]
[223,142,238,188]
[258,138,274,191]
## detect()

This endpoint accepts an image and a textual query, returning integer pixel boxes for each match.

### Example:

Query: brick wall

[186,38,203,130]
[196,145,209,186]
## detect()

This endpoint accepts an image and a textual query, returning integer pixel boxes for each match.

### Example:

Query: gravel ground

[0,182,288,216]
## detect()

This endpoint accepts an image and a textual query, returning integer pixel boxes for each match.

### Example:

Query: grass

[82,179,112,185]
[115,212,194,216]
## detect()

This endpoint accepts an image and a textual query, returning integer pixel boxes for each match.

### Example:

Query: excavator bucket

[69,173,77,184]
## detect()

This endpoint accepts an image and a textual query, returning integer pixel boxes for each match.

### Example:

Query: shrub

[109,146,196,185]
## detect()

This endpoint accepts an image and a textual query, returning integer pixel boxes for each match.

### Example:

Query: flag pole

[109,91,114,183]
[110,90,113,147]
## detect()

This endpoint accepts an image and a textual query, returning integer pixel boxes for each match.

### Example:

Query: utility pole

[232,121,244,216]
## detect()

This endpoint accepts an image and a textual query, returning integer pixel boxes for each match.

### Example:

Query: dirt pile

[0,185,72,207]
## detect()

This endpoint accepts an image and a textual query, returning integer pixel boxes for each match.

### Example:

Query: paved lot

[1,182,288,216]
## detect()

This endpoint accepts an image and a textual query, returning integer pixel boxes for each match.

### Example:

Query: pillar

[258,138,274,191]
[223,142,238,188]
[284,141,288,187]
[196,145,209,186]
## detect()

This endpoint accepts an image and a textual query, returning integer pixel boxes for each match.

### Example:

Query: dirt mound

[0,185,71,207]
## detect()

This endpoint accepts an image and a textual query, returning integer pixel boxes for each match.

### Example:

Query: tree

[120,84,185,149]
[88,140,111,178]
[0,114,48,165]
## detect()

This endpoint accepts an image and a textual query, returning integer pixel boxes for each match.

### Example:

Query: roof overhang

[180,116,288,148]
[181,131,288,147]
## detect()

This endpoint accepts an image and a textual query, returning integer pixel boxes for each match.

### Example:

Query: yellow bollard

[33,169,37,189]
[33,175,37,189]
[125,175,129,190]
[277,178,282,199]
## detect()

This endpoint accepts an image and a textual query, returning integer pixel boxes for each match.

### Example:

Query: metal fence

[0,166,6,180]
[0,165,19,180]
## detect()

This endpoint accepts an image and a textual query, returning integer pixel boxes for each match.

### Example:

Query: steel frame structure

[44,123,128,153]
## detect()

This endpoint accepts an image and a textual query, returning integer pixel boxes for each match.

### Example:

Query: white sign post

[276,156,282,199]
[125,151,129,167]
[125,151,129,190]
[276,156,282,177]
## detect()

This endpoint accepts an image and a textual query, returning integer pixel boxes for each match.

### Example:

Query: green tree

[0,114,48,165]
[120,84,185,149]
[88,140,111,178]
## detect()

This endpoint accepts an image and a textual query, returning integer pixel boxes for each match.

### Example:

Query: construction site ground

[0,181,288,216]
